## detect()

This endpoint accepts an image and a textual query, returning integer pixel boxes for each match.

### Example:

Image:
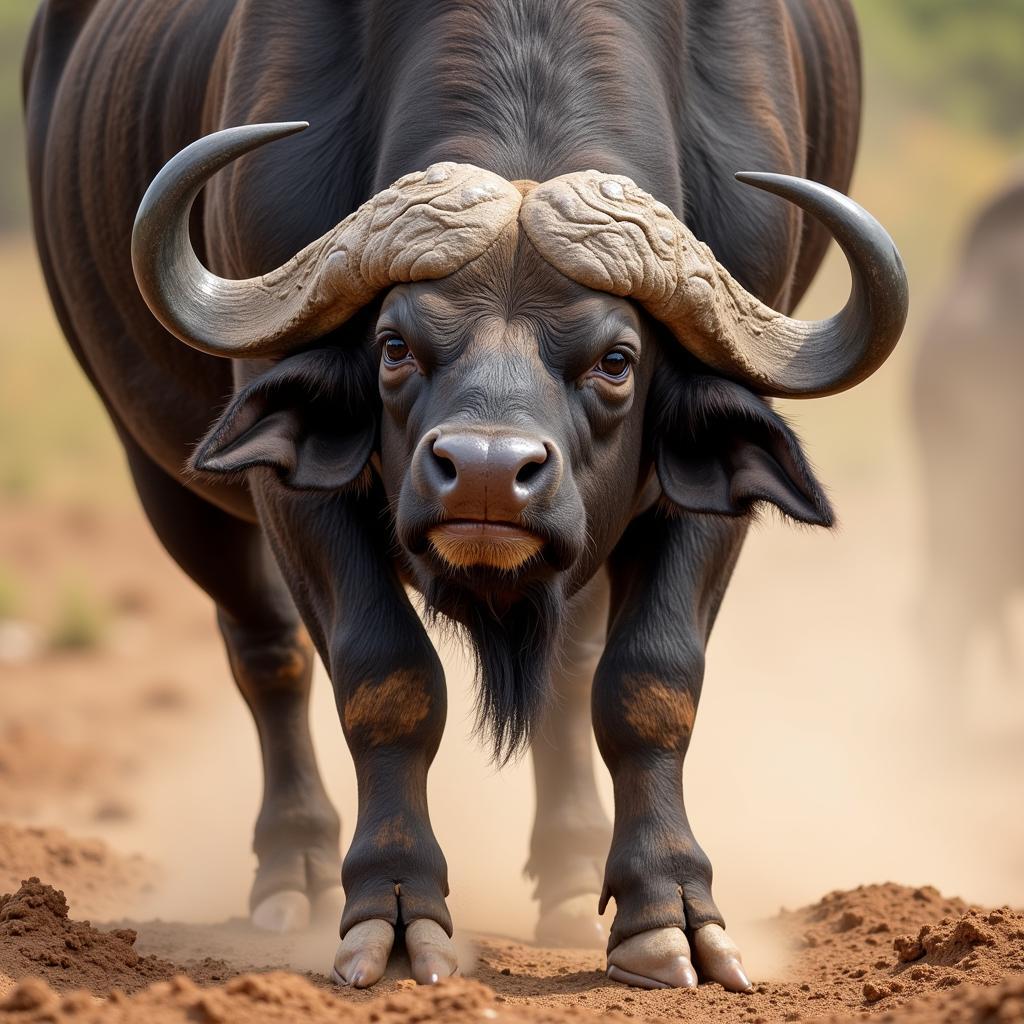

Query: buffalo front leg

[255,485,457,987]
[528,572,612,948]
[331,643,455,987]
[594,511,752,992]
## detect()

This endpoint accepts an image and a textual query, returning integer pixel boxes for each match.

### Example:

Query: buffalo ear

[191,349,376,491]
[654,376,833,526]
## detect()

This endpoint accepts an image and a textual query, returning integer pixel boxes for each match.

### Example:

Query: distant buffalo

[913,177,1024,692]
[25,0,906,991]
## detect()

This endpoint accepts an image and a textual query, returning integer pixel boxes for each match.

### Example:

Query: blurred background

[0,0,1021,967]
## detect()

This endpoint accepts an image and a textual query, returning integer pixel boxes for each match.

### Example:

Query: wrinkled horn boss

[132,123,908,396]
[131,123,523,359]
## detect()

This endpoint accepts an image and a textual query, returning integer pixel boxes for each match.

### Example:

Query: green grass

[0,236,129,506]
[0,562,22,619]
[48,578,106,651]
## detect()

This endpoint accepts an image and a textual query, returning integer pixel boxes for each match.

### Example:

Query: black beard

[423,576,564,766]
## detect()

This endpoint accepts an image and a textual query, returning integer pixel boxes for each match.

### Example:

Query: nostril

[432,451,458,483]
[515,460,544,486]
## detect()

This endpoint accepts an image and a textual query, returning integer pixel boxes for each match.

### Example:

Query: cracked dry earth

[0,838,1022,1024]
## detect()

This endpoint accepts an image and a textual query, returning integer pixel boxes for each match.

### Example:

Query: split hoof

[332,919,395,988]
[331,918,457,988]
[692,923,753,993]
[535,894,606,949]
[607,927,697,989]
[251,890,311,933]
[406,918,459,984]
[606,924,752,992]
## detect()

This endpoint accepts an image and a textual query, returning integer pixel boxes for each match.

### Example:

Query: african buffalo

[24,0,907,991]
[913,177,1024,695]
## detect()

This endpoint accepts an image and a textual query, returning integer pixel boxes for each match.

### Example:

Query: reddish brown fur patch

[343,671,431,746]
[374,817,416,852]
[274,647,309,684]
[623,676,696,749]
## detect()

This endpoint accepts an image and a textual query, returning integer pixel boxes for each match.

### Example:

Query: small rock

[0,978,59,1012]
[837,911,864,932]
[894,933,925,962]
[863,982,887,1003]
[0,620,42,665]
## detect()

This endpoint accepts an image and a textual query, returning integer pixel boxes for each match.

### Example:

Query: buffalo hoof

[251,890,311,933]
[692,923,753,992]
[406,919,460,984]
[606,923,751,992]
[331,918,458,988]
[535,894,606,948]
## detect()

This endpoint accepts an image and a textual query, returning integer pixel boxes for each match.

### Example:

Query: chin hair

[422,576,563,766]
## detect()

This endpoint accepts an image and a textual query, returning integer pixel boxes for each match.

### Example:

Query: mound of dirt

[0,880,227,996]
[0,826,156,920]
[0,974,543,1024]
[3,972,1024,1024]
[785,883,1024,1013]
[814,976,1024,1023]
[0,880,1021,1023]
[465,883,1024,1022]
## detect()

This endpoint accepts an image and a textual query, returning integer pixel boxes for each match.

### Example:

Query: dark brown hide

[26,0,864,962]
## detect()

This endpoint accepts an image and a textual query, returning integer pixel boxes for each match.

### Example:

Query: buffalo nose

[423,430,558,519]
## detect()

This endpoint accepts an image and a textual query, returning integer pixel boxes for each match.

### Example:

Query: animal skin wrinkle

[622,675,696,749]
[342,671,431,746]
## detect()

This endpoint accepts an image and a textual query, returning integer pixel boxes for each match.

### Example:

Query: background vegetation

[0,0,34,231]
[858,0,1024,144]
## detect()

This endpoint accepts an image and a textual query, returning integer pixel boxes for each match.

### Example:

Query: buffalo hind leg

[219,611,343,930]
[594,511,752,992]
[527,572,612,948]
[121,437,341,930]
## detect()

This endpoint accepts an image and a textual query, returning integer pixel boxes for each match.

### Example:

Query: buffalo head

[131,123,908,756]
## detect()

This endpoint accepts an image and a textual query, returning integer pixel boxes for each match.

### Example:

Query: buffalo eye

[381,335,412,365]
[592,349,631,381]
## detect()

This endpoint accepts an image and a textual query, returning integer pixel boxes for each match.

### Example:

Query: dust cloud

[98,412,1022,983]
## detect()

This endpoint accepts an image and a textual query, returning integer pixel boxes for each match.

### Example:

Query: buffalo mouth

[427,520,545,572]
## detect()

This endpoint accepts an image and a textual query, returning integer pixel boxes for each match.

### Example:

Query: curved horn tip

[218,120,310,143]
[733,171,855,205]
[723,170,910,398]
[734,170,786,186]
[732,168,909,301]
[260,120,310,134]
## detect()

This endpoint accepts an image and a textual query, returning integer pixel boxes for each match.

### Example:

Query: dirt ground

[0,853,1023,1022]
[1,414,1023,1021]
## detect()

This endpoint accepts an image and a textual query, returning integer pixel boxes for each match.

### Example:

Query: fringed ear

[654,375,833,526]
[191,349,376,491]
